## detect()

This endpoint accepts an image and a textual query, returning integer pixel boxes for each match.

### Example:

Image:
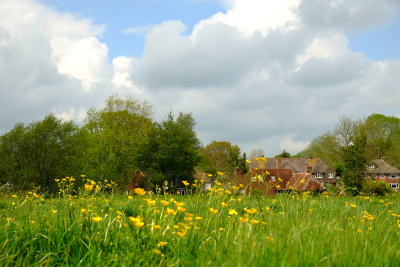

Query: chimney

[276,158,282,169]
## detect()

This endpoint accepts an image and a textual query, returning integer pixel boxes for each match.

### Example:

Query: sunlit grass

[0,181,399,266]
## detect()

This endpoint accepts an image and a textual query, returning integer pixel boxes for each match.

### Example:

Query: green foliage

[361,180,394,196]
[0,114,87,192]
[341,134,367,195]
[274,149,291,158]
[83,94,154,185]
[238,153,248,174]
[198,141,241,175]
[136,112,200,186]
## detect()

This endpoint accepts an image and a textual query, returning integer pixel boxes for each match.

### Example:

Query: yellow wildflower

[158,241,168,247]
[166,208,176,215]
[153,249,161,255]
[228,209,238,215]
[160,200,169,206]
[209,208,218,214]
[182,181,189,186]
[92,216,102,223]
[239,217,248,223]
[220,202,229,207]
[250,220,259,224]
[133,188,146,195]
[84,184,94,191]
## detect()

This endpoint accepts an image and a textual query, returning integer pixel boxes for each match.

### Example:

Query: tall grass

[0,184,399,266]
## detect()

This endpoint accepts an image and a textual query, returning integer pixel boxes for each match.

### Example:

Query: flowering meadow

[0,177,400,266]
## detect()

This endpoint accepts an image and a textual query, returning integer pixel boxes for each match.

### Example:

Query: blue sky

[38,0,226,58]
[349,14,400,61]
[37,0,400,61]
[1,0,400,155]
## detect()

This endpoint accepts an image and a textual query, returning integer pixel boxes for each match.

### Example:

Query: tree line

[0,95,246,193]
[298,114,400,194]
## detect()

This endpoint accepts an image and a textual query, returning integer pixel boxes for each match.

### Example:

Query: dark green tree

[274,149,291,158]
[136,112,200,187]
[0,114,88,191]
[341,134,367,195]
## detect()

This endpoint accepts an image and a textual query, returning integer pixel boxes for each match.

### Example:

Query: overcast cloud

[1,0,400,156]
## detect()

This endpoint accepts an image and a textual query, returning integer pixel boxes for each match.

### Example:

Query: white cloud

[195,0,300,37]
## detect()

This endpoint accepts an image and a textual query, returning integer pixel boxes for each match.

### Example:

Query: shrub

[361,180,394,196]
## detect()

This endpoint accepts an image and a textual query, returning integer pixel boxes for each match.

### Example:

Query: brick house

[252,158,337,187]
[366,159,400,191]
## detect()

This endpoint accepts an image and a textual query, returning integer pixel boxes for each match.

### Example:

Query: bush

[361,180,394,196]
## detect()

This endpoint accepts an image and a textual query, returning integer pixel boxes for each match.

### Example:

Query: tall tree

[83,95,154,185]
[198,141,241,175]
[136,112,200,187]
[341,134,367,195]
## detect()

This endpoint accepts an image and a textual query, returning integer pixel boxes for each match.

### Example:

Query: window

[328,173,334,179]
[315,173,323,179]
[368,163,375,169]
[271,176,276,182]
[389,173,399,179]
[380,173,385,179]
[390,183,399,189]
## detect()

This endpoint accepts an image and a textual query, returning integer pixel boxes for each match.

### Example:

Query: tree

[248,148,265,160]
[83,95,154,185]
[136,112,200,187]
[341,134,367,195]
[0,114,88,191]
[300,132,341,167]
[274,149,291,158]
[198,141,241,175]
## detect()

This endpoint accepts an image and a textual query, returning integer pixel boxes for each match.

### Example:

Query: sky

[1,0,400,157]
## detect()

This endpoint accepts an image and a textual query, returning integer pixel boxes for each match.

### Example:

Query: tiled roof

[367,159,400,174]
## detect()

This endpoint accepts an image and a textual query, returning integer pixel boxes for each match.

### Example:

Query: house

[252,158,337,188]
[366,159,400,191]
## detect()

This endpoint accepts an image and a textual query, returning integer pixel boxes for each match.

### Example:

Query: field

[0,179,399,266]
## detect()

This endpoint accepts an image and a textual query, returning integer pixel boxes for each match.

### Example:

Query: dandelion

[276,185,281,190]
[176,231,187,238]
[357,229,363,233]
[207,174,212,177]
[158,241,168,247]
[177,207,186,212]
[182,181,189,186]
[50,209,58,214]
[81,208,87,213]
[195,216,203,220]
[152,224,161,230]
[184,217,193,222]
[265,236,274,242]
[160,200,169,206]
[228,209,238,216]
[209,208,218,214]
[133,188,146,195]
[239,217,248,223]
[220,202,229,207]
[217,171,224,176]
[84,184,94,191]
[244,208,257,214]
[166,208,176,215]
[92,216,102,223]
[246,160,252,164]
[128,195,133,200]
[153,249,162,255]
[250,220,259,224]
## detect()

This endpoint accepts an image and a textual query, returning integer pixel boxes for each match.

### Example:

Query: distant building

[366,159,400,191]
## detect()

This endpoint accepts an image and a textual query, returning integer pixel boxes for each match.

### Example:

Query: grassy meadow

[0,178,399,266]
